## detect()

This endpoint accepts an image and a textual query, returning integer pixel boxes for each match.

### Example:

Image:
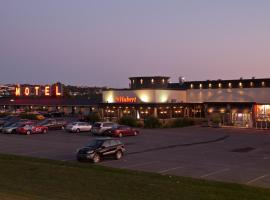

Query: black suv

[76,138,125,163]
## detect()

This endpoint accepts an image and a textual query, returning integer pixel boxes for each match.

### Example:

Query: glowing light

[55,85,62,96]
[15,87,21,96]
[45,86,50,96]
[34,86,40,95]
[24,87,30,96]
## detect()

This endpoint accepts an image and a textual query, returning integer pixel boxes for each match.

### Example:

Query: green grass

[0,154,270,200]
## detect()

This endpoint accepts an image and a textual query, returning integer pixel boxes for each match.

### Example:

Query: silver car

[65,122,92,133]
[91,122,117,135]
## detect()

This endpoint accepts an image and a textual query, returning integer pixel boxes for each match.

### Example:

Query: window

[151,79,154,84]
[208,83,212,88]
[239,82,243,88]
[199,84,202,89]
[190,84,194,89]
[262,81,265,87]
[140,79,143,84]
[218,83,222,88]
[228,82,232,88]
[250,82,254,87]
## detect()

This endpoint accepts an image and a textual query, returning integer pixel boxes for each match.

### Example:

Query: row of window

[131,78,167,85]
[190,81,267,89]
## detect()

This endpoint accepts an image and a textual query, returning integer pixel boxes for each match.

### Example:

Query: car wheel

[26,130,31,135]
[115,150,123,160]
[11,130,16,134]
[76,129,80,133]
[92,154,100,163]
[119,133,123,138]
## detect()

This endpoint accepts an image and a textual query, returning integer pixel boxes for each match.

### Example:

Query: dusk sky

[1,0,270,88]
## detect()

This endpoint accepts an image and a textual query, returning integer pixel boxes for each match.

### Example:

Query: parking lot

[1,126,270,188]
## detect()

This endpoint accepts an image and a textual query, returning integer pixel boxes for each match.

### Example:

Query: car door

[102,140,115,156]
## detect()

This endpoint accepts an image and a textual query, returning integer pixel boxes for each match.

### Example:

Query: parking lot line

[200,168,230,178]
[158,166,184,174]
[246,173,270,185]
[125,161,159,168]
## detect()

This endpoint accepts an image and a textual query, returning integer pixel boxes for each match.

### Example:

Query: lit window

[151,79,154,84]
[262,81,265,87]
[132,79,135,84]
[140,79,143,85]
[208,83,212,88]
[250,82,254,87]
[190,84,194,89]
[218,83,222,88]
[162,79,165,84]
[199,84,202,89]
[239,82,243,88]
[228,82,232,88]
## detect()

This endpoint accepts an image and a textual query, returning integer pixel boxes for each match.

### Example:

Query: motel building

[101,76,270,129]
[0,83,99,116]
[0,76,270,129]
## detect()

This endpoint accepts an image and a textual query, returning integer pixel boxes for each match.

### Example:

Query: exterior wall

[103,89,186,103]
[187,88,270,103]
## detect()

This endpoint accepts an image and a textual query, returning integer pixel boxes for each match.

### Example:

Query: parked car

[105,125,139,137]
[91,122,117,135]
[43,112,64,118]
[65,122,92,133]
[0,116,20,126]
[38,118,67,130]
[0,121,18,132]
[76,138,125,163]
[2,121,34,134]
[17,123,48,135]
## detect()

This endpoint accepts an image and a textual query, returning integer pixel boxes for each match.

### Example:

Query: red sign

[15,84,63,97]
[116,96,137,103]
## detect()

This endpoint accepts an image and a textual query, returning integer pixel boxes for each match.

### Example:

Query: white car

[91,122,117,135]
[65,122,92,133]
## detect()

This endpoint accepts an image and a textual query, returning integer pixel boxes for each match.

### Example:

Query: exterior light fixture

[218,83,222,88]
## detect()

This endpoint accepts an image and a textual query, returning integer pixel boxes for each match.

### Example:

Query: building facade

[1,76,270,129]
[101,76,270,129]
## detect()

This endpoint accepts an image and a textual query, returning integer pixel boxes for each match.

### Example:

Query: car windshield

[93,123,101,128]
[10,123,20,127]
[86,140,104,148]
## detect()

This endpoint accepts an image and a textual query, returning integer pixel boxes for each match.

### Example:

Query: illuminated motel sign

[115,96,137,103]
[15,84,63,97]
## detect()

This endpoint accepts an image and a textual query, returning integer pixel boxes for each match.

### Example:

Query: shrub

[19,113,38,120]
[171,118,194,128]
[144,116,162,128]
[119,116,137,127]
[86,112,100,123]
[211,113,221,124]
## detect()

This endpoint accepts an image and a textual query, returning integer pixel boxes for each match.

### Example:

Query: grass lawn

[0,154,270,200]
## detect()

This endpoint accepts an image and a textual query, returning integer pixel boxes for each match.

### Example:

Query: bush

[86,112,100,123]
[19,113,39,120]
[144,116,162,128]
[171,118,194,128]
[119,116,137,127]
[0,113,9,118]
[210,113,221,124]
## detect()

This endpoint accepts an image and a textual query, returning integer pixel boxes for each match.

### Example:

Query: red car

[105,125,139,137]
[17,123,48,135]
